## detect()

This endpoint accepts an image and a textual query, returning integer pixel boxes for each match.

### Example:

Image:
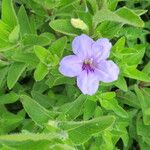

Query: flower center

[82,58,94,73]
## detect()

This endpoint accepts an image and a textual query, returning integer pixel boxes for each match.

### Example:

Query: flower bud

[71,18,88,31]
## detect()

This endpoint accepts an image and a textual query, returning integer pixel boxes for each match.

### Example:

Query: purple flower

[59,34,119,95]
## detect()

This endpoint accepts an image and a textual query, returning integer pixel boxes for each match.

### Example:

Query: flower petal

[59,55,82,77]
[72,34,94,58]
[95,60,119,83]
[77,71,99,95]
[92,38,112,60]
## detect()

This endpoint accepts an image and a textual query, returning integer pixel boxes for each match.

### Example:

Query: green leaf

[108,0,118,11]
[18,5,33,36]
[83,99,96,120]
[138,124,150,150]
[7,62,27,89]
[34,46,58,67]
[58,116,115,144]
[145,108,150,115]
[114,76,128,92]
[118,45,145,66]
[59,95,87,120]
[32,81,49,93]
[137,114,150,138]
[33,0,59,9]
[98,92,116,99]
[117,91,140,109]
[134,9,147,16]
[135,86,150,125]
[49,36,67,58]
[97,92,128,118]
[0,92,19,105]
[112,36,125,53]
[46,69,75,88]
[124,66,150,82]
[34,62,49,81]
[86,0,98,14]
[93,6,144,27]
[0,132,67,142]
[143,62,150,75]
[0,43,18,52]
[0,20,11,40]
[140,140,150,150]
[22,34,51,46]
[49,19,81,36]
[0,106,23,134]
[31,91,53,109]
[50,144,75,150]
[2,0,18,28]
[116,7,144,27]
[0,60,10,67]
[34,45,49,63]
[12,51,39,67]
[33,0,77,10]
[0,20,18,52]
[8,25,20,43]
[95,21,122,38]
[59,0,78,6]
[0,66,8,88]
[101,131,114,150]
[76,11,93,29]
[20,95,54,126]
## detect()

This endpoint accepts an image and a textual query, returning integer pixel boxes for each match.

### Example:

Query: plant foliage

[0,0,150,149]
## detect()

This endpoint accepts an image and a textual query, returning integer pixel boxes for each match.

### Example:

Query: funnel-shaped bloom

[59,34,119,95]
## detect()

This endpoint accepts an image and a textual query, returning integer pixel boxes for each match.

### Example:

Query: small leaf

[117,90,140,109]
[120,45,145,66]
[12,51,39,67]
[135,86,150,125]
[0,43,18,52]
[116,7,144,27]
[95,21,122,39]
[0,20,11,40]
[86,0,98,14]
[34,45,49,63]
[49,19,81,36]
[7,62,27,89]
[34,62,49,81]
[114,76,128,92]
[0,106,24,134]
[2,0,18,28]
[76,11,93,29]
[50,144,75,150]
[0,92,19,105]
[46,70,75,88]
[49,36,67,58]
[134,9,148,16]
[97,92,128,118]
[112,36,126,53]
[59,94,87,120]
[58,116,115,144]
[83,99,96,120]
[0,132,67,142]
[31,91,53,109]
[0,66,8,88]
[33,0,59,9]
[8,25,20,43]
[93,7,144,27]
[143,62,150,75]
[124,66,150,82]
[22,34,51,46]
[18,5,33,36]
[20,95,54,126]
